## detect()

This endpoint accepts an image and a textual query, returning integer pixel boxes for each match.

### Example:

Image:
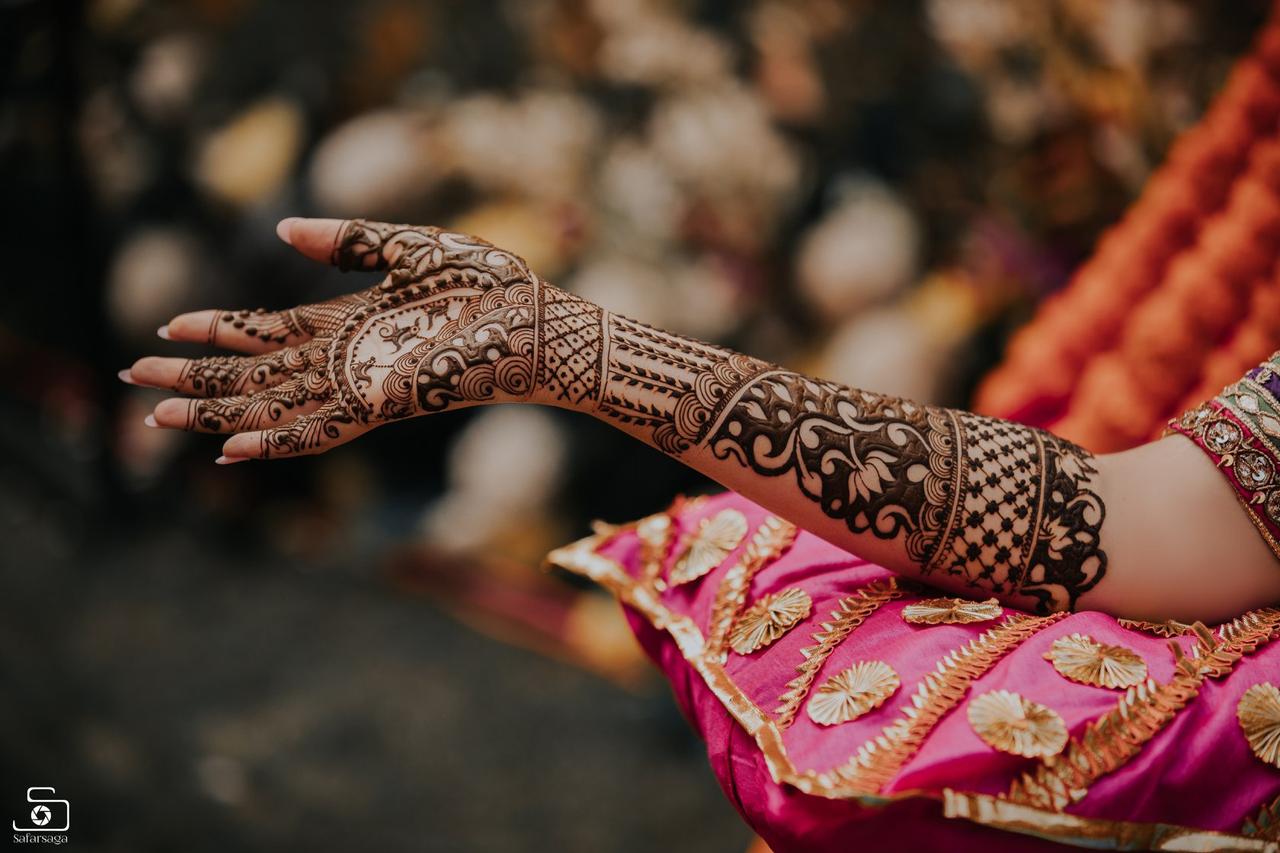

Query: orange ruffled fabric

[975,4,1280,452]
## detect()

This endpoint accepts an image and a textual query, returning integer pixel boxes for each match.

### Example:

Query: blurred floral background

[0,0,1271,850]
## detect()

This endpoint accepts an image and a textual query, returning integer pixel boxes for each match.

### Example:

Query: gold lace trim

[773,580,904,729]
[1116,618,1192,638]
[943,792,1280,851]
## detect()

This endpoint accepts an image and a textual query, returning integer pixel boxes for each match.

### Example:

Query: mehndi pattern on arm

[702,373,1107,613]
[540,302,1108,612]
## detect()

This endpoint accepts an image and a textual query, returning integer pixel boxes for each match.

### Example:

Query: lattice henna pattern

[703,374,1106,613]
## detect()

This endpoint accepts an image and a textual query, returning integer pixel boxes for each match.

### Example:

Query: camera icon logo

[12,787,70,833]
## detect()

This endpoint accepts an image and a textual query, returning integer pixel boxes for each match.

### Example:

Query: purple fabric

[591,492,1280,852]
[1245,361,1280,399]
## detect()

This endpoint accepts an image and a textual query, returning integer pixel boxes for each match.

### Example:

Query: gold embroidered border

[544,524,1280,850]
[944,791,1280,851]
[705,516,797,658]
[773,580,905,729]
[1171,400,1280,562]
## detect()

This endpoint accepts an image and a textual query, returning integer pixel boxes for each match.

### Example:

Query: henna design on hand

[149,220,544,458]
[173,342,323,398]
[182,377,323,433]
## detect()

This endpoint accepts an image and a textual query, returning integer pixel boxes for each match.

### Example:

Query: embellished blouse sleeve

[1167,350,1280,561]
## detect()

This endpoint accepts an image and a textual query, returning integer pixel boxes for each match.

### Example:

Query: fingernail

[276,217,301,243]
[215,455,248,465]
[144,414,158,428]
[157,325,171,340]
[118,369,138,385]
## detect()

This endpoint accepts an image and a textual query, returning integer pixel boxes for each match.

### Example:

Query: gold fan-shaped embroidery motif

[669,509,748,586]
[728,587,812,655]
[967,690,1068,758]
[1238,683,1280,768]
[805,660,900,726]
[902,597,1002,625]
[1116,618,1191,638]
[1044,633,1148,689]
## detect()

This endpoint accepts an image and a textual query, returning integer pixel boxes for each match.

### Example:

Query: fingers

[129,346,313,397]
[163,307,310,354]
[281,217,436,273]
[152,378,325,434]
[222,401,372,459]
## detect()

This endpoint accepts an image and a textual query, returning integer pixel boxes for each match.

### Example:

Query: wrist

[529,284,608,413]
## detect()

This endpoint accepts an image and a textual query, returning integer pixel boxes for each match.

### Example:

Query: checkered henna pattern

[704,375,1106,613]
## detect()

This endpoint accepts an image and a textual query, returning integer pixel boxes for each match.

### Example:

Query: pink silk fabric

[551,491,1280,851]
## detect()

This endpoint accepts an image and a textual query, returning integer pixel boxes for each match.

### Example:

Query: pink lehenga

[546,11,1280,852]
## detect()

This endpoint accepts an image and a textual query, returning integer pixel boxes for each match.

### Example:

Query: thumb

[276,217,348,266]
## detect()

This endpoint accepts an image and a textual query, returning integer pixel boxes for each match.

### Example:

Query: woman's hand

[126,218,544,460]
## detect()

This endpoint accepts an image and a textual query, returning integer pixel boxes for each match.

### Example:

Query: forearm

[530,289,1107,615]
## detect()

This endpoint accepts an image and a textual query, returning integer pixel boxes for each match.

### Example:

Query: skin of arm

[127,218,1280,622]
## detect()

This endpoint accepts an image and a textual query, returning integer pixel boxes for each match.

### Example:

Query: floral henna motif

[705,373,954,562]
[185,377,322,433]
[330,218,532,286]
[174,346,310,397]
[703,372,1107,612]
[1016,436,1107,612]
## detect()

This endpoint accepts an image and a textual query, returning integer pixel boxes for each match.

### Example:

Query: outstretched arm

[528,271,1280,621]
[126,218,1280,622]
